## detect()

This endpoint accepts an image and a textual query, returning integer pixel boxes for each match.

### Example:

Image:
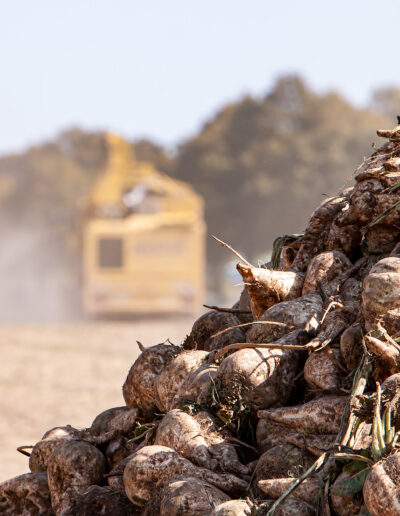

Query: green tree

[371,88,400,119]
[172,76,390,287]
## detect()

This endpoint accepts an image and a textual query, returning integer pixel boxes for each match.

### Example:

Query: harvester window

[98,238,123,268]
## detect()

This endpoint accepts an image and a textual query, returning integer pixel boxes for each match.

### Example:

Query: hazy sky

[1,0,400,154]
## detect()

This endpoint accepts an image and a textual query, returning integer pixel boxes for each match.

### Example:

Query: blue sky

[1,0,400,154]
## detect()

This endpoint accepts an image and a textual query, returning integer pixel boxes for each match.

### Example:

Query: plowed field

[0,318,191,482]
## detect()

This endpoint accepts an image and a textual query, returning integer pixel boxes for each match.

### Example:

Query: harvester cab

[83,134,205,315]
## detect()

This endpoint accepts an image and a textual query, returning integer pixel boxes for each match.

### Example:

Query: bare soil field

[0,317,192,482]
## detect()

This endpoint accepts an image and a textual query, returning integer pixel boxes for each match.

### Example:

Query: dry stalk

[212,235,252,267]
[16,445,33,457]
[214,329,312,361]
[320,301,346,326]
[211,320,294,339]
[214,321,346,361]
[203,304,252,315]
[214,342,306,361]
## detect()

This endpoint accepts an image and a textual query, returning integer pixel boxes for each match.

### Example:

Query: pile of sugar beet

[5,121,400,516]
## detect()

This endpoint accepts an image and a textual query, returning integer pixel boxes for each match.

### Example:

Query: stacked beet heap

[3,120,400,516]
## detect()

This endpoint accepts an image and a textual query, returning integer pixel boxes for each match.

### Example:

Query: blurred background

[1,0,400,480]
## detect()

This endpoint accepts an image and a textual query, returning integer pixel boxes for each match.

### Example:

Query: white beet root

[59,485,139,515]
[122,343,180,413]
[325,220,361,258]
[47,440,107,515]
[256,420,297,454]
[90,406,128,435]
[330,472,363,516]
[211,499,253,515]
[245,292,322,343]
[237,263,305,319]
[29,426,81,472]
[291,196,349,272]
[154,409,248,475]
[106,453,136,490]
[339,323,363,372]
[340,278,362,315]
[6,120,400,514]
[253,445,314,486]
[257,476,319,505]
[143,476,231,516]
[154,409,211,467]
[105,435,137,468]
[336,179,384,226]
[29,438,75,473]
[302,250,352,296]
[303,347,344,391]
[258,395,347,434]
[234,287,254,323]
[0,472,53,516]
[255,419,335,456]
[185,311,246,351]
[215,347,300,411]
[365,335,400,378]
[155,350,210,412]
[362,257,400,334]
[363,451,400,516]
[364,224,400,254]
[123,445,247,505]
[173,362,219,408]
[99,408,139,440]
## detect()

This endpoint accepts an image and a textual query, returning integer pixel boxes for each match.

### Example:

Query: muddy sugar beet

[5,118,400,515]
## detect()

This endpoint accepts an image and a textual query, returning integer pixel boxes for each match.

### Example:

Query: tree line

[0,75,398,320]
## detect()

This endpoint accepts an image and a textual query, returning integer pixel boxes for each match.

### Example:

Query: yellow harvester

[83,134,205,315]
